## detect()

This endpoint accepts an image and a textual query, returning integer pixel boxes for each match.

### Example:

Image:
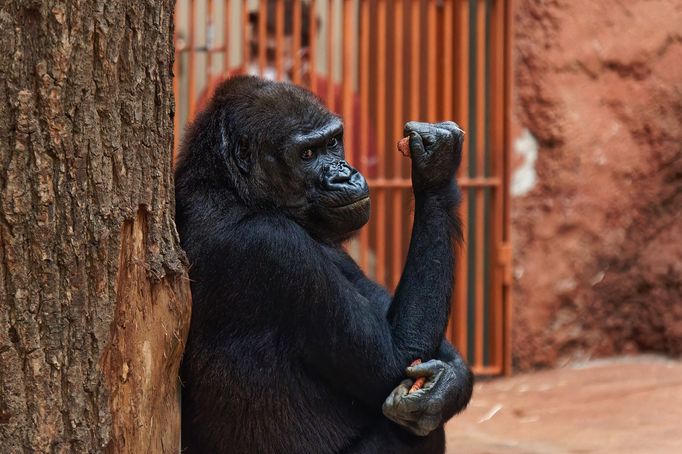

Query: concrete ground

[445,355,682,454]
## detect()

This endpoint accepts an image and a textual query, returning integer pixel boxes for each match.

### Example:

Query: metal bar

[442,0,456,343]
[502,0,513,376]
[326,0,335,111]
[474,0,486,369]
[367,177,501,188]
[375,0,387,286]
[292,0,302,85]
[276,0,285,79]
[490,0,504,372]
[454,0,470,361]
[427,0,437,122]
[177,45,231,54]
[443,0,454,122]
[224,0,231,72]
[242,0,249,68]
[188,0,197,121]
[342,0,354,160]
[409,0,420,122]
[391,0,404,290]
[310,0,318,93]
[258,0,267,76]
[471,365,503,375]
[208,0,215,77]
[407,0,421,277]
[358,0,370,273]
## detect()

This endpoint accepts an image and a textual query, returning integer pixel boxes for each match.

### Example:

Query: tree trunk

[0,1,190,452]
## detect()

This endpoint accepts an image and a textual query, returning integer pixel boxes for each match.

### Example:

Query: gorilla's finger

[383,380,412,412]
[404,121,433,137]
[434,121,465,137]
[395,392,431,414]
[406,359,446,378]
[391,379,412,399]
[408,132,426,162]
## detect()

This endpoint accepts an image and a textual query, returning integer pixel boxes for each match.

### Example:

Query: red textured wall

[510,0,682,370]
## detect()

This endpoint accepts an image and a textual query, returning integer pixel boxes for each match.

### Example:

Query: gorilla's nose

[322,160,368,192]
[327,160,352,183]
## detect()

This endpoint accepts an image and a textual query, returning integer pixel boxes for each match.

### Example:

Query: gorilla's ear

[234,135,252,175]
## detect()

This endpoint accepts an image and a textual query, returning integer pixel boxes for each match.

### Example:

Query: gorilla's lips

[322,194,371,235]
[331,195,370,210]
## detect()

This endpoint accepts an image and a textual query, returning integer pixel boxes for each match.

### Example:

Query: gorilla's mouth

[331,195,370,210]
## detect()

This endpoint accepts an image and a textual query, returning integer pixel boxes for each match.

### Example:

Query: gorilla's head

[176,76,370,244]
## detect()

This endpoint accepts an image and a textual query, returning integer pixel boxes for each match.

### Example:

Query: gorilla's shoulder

[233,213,314,249]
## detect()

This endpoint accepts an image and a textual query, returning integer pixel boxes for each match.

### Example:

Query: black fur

[175,76,472,453]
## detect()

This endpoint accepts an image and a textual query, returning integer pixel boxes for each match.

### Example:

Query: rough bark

[0,1,191,452]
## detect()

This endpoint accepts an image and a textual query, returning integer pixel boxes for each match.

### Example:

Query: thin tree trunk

[0,1,190,452]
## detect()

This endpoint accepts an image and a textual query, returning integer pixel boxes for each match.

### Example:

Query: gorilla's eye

[327,137,338,149]
[301,149,315,160]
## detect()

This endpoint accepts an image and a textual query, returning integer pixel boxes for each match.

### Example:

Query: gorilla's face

[248,116,370,243]
[207,79,370,244]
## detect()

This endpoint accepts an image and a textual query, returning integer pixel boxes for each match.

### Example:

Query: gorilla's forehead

[290,117,343,147]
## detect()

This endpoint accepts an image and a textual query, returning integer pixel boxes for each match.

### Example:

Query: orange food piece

[397,136,411,157]
[409,358,426,393]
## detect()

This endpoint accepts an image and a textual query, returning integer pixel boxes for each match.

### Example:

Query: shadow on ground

[445,355,682,454]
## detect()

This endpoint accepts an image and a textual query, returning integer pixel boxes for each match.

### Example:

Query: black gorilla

[175,76,473,454]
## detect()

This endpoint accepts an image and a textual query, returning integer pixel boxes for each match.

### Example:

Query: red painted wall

[510,0,682,370]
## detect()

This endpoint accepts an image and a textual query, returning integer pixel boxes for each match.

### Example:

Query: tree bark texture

[0,1,191,452]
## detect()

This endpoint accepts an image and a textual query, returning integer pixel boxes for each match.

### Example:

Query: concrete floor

[445,355,682,454]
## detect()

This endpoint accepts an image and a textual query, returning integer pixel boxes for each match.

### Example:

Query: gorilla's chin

[314,197,371,242]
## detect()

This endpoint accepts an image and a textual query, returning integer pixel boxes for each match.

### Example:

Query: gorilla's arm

[338,259,473,431]
[335,257,473,428]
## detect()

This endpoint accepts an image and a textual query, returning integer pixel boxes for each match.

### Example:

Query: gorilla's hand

[382,359,459,437]
[404,121,463,193]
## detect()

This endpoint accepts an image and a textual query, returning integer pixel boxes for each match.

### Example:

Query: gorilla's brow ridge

[292,118,343,148]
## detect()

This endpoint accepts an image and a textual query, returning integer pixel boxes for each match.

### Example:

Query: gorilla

[174,76,473,454]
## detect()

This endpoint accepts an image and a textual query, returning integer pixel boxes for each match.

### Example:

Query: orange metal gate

[174,0,512,375]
